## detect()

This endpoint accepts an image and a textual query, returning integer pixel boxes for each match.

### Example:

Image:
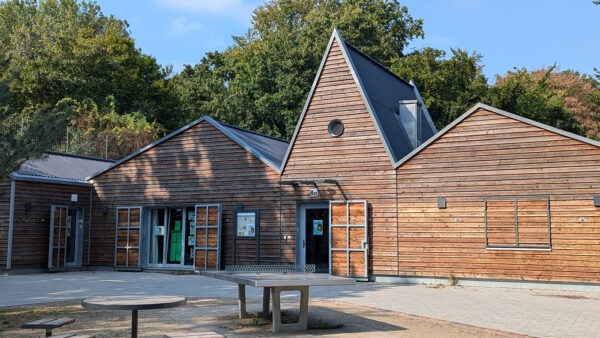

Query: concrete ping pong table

[201,265,355,333]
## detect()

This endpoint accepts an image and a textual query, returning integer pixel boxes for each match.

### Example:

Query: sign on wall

[236,212,257,237]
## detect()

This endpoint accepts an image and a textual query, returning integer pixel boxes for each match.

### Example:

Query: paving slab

[1,271,600,337]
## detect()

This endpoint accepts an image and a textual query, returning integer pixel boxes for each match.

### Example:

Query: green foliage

[0,0,176,176]
[0,100,70,177]
[391,47,489,129]
[172,0,424,139]
[487,67,583,135]
[62,97,162,159]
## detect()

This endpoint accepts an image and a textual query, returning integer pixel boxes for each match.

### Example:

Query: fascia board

[10,172,92,186]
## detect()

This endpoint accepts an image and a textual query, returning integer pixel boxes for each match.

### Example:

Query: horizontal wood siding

[281,39,398,275]
[9,181,91,270]
[397,108,600,283]
[92,121,282,267]
[0,178,11,270]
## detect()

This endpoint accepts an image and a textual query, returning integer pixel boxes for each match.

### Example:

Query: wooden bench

[21,317,75,337]
[163,332,224,338]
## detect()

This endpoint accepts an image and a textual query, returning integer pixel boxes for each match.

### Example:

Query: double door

[149,207,195,266]
[48,205,84,269]
[298,200,369,278]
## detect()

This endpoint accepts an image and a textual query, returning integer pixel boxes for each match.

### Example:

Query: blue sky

[95,0,600,82]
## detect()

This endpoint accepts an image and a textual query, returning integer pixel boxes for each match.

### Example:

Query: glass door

[149,208,167,264]
[298,203,329,273]
[167,208,183,264]
[49,205,84,269]
[148,207,194,267]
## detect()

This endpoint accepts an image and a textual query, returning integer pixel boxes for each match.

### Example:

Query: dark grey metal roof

[218,123,289,169]
[344,41,437,162]
[11,152,114,185]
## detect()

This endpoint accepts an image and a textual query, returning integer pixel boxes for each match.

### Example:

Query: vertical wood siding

[397,108,600,283]
[281,39,399,275]
[91,121,282,267]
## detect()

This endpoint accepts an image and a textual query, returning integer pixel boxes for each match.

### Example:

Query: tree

[391,47,488,129]
[486,67,583,135]
[173,0,424,139]
[0,0,175,176]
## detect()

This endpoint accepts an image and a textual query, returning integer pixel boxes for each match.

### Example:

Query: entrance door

[329,200,368,279]
[49,205,84,269]
[147,207,195,268]
[298,204,329,273]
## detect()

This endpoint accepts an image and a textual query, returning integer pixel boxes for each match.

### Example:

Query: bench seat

[21,317,75,337]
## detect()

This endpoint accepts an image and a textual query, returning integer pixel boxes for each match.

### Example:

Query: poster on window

[237,212,256,237]
[313,220,324,235]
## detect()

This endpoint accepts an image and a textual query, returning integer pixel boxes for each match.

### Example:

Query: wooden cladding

[485,197,550,249]
[115,207,142,268]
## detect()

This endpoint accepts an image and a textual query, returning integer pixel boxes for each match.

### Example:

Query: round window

[328,119,344,137]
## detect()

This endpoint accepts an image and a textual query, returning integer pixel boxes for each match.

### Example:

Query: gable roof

[10,151,114,186]
[395,103,600,168]
[280,29,436,172]
[87,115,289,180]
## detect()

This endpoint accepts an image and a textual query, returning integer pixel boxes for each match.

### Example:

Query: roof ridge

[218,121,289,144]
[44,151,116,163]
[343,41,414,88]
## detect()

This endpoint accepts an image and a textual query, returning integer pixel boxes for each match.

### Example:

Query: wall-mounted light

[594,195,600,207]
[102,206,109,215]
[437,197,446,209]
[24,203,32,212]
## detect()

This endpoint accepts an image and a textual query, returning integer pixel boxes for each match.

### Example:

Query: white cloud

[169,17,204,34]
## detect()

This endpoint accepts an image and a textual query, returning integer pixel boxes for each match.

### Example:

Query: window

[484,197,551,250]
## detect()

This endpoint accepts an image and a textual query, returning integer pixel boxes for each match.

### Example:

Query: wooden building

[3,29,600,286]
[393,103,600,284]
[0,152,113,273]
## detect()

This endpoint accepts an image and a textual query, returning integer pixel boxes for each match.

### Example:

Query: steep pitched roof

[87,116,289,179]
[280,29,436,171]
[395,103,600,168]
[10,152,114,186]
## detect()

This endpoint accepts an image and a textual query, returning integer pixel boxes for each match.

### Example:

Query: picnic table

[201,265,355,333]
[81,295,187,338]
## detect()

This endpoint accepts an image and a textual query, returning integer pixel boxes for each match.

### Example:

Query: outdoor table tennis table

[201,265,355,333]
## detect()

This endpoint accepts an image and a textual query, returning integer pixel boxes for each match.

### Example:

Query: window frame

[484,196,551,251]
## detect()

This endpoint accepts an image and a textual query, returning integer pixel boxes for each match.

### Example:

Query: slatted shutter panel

[194,204,221,270]
[115,207,142,268]
[329,200,368,279]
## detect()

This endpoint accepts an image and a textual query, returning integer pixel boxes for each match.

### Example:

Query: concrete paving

[1,271,600,337]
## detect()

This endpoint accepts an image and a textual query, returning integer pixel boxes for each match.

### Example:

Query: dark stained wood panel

[9,181,92,270]
[0,178,11,270]
[92,120,282,268]
[396,108,600,283]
